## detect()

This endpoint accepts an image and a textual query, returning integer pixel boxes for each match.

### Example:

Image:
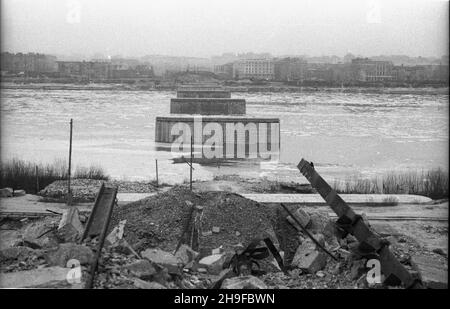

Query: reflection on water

[1,88,448,183]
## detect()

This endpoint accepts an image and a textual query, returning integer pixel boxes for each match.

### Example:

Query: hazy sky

[1,0,448,58]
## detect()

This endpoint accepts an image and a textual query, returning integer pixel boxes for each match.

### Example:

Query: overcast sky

[1,0,448,58]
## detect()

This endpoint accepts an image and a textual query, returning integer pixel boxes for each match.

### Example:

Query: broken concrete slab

[141,248,180,274]
[198,254,227,275]
[23,218,59,249]
[411,254,448,289]
[174,244,199,266]
[46,243,94,267]
[57,208,84,243]
[123,260,156,280]
[0,187,13,198]
[13,189,26,197]
[0,266,79,288]
[106,220,126,246]
[221,276,268,289]
[291,237,328,274]
[370,222,401,237]
[0,246,44,263]
[133,278,167,289]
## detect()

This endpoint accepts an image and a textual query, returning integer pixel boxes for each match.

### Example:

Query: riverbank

[1,81,448,95]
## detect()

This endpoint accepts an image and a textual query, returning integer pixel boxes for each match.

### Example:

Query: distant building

[213,62,234,79]
[273,57,307,81]
[233,58,274,80]
[351,58,394,82]
[57,60,153,79]
[1,52,57,74]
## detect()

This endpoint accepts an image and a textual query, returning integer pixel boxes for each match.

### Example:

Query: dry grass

[0,158,108,194]
[333,169,448,200]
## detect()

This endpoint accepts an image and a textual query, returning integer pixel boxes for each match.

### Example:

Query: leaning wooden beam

[297,158,423,289]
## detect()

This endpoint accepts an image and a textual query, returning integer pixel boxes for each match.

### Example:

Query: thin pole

[190,135,193,191]
[35,165,39,194]
[155,159,159,188]
[67,119,73,206]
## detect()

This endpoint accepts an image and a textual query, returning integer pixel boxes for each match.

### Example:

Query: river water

[1,88,448,183]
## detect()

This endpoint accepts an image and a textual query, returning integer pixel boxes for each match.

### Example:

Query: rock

[0,266,77,288]
[212,246,223,255]
[288,208,311,228]
[197,267,207,273]
[212,226,221,233]
[46,243,94,267]
[235,231,241,236]
[316,270,326,278]
[308,212,329,232]
[202,231,213,236]
[221,276,268,289]
[411,254,448,289]
[291,238,328,274]
[13,189,26,197]
[174,244,199,266]
[0,187,13,198]
[198,254,227,275]
[141,248,181,274]
[23,218,59,249]
[0,246,44,263]
[57,208,84,242]
[106,220,127,246]
[133,278,167,289]
[432,248,447,257]
[123,260,156,280]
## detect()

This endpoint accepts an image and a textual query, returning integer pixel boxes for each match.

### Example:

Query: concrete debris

[57,208,84,243]
[291,237,328,274]
[198,253,227,275]
[0,246,44,263]
[212,246,223,255]
[221,275,268,289]
[106,220,127,246]
[174,244,199,266]
[0,266,78,289]
[13,189,26,197]
[23,218,59,249]
[46,243,94,267]
[0,187,13,198]
[350,259,367,280]
[133,278,167,289]
[141,248,181,274]
[122,260,156,280]
[212,226,221,233]
[410,254,448,289]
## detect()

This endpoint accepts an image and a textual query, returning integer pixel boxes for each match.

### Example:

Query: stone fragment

[45,243,94,267]
[106,220,126,246]
[291,237,328,274]
[13,189,26,197]
[221,276,268,289]
[0,246,44,263]
[350,259,367,280]
[57,208,84,243]
[141,248,180,274]
[0,187,13,198]
[133,278,167,289]
[123,259,156,280]
[0,266,78,288]
[175,244,199,265]
[212,226,221,233]
[198,254,227,275]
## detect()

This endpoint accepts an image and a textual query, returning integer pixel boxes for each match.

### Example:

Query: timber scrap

[297,158,423,289]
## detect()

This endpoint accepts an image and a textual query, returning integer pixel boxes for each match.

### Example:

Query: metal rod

[190,135,193,191]
[35,165,39,194]
[155,159,159,188]
[67,119,73,206]
[280,203,338,261]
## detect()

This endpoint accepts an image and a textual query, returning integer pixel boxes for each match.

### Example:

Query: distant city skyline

[1,0,448,59]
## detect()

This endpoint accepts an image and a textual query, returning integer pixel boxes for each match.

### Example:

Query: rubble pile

[110,187,275,254]
[38,179,158,202]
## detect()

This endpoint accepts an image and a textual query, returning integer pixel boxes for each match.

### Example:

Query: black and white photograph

[0,0,448,293]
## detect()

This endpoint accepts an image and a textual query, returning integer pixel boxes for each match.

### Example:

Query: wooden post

[35,165,39,194]
[190,135,193,191]
[155,159,159,188]
[67,119,73,206]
